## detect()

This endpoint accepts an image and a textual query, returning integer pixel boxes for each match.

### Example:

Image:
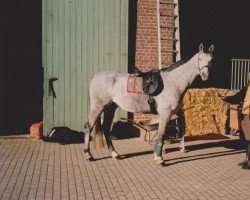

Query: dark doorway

[179,0,250,89]
[0,1,42,135]
[128,0,137,73]
[128,0,137,120]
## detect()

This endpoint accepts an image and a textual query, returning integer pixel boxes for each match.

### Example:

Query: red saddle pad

[127,75,144,94]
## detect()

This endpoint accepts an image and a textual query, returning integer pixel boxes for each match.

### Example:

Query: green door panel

[43,0,128,135]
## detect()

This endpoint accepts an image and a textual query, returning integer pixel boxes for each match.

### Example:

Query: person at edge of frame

[220,72,250,170]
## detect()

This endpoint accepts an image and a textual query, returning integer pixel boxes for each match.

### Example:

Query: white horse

[83,43,214,165]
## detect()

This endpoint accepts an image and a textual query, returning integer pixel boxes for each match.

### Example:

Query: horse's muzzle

[199,66,209,81]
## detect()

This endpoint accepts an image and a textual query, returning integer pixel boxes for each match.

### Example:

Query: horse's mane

[161,59,186,72]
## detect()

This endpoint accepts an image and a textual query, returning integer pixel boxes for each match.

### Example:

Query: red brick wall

[134,0,175,122]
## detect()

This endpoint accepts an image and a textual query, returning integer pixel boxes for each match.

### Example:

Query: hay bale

[182,88,230,136]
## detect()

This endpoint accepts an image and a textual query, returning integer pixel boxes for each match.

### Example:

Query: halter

[199,66,208,73]
[197,51,211,74]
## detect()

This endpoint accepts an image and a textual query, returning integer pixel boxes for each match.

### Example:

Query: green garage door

[43,0,128,135]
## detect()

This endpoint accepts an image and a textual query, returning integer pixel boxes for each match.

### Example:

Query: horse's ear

[208,44,214,53]
[199,43,204,52]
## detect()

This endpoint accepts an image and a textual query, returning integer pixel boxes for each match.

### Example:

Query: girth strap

[148,96,158,114]
[134,67,164,96]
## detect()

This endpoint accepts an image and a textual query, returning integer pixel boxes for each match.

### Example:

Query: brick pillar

[134,0,175,122]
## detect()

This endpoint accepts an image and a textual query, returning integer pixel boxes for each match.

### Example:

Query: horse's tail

[93,116,105,149]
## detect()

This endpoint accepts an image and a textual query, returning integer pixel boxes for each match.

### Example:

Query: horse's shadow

[163,149,245,167]
[166,139,246,153]
[92,150,153,161]
[162,139,246,167]
[93,139,246,166]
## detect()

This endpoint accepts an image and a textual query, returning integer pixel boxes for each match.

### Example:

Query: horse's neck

[166,54,199,93]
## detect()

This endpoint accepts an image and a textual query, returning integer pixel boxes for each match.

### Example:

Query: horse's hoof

[85,155,92,161]
[238,160,247,166]
[112,155,120,160]
[180,148,188,153]
[111,151,120,160]
[85,152,93,161]
[241,162,250,169]
[158,162,165,167]
[154,156,164,165]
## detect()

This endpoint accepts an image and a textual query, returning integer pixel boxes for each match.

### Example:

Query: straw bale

[182,88,231,136]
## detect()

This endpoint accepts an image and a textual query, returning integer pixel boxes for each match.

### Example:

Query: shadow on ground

[166,139,246,154]
[92,139,246,163]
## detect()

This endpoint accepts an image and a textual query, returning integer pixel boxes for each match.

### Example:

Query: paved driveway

[0,135,250,200]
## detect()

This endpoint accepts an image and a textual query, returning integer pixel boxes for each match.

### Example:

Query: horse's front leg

[154,112,171,165]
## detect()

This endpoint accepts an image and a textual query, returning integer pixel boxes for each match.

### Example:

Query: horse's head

[197,43,214,81]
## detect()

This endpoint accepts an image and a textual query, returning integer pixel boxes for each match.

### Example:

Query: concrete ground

[0,135,250,200]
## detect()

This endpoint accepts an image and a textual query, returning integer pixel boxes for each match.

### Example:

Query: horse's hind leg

[103,103,119,159]
[83,106,103,160]
[83,122,93,160]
